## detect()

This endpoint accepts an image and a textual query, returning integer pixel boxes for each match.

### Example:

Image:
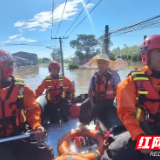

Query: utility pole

[104,25,109,55]
[51,37,68,75]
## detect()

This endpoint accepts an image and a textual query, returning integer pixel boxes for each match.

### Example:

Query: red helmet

[48,61,60,72]
[0,49,14,79]
[141,35,160,65]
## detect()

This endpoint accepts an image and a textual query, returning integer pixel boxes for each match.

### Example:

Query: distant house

[12,51,38,66]
[13,56,35,66]
[42,57,50,62]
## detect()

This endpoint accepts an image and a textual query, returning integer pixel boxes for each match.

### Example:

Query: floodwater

[13,62,143,95]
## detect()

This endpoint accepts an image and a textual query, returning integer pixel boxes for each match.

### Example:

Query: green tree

[111,44,141,61]
[51,48,61,62]
[112,47,121,57]
[70,34,99,60]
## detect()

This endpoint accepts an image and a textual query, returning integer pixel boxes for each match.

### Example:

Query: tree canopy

[70,34,100,60]
[50,48,61,62]
[111,44,141,61]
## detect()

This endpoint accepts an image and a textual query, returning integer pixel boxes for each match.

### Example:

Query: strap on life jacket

[0,77,25,135]
[130,71,160,124]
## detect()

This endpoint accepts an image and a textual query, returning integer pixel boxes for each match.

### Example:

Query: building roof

[13,56,29,61]
[12,51,37,56]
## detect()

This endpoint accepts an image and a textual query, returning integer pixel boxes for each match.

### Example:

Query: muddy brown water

[13,62,143,95]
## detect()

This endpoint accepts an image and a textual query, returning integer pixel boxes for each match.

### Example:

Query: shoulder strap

[46,76,52,81]
[5,77,24,100]
[14,77,25,109]
[104,72,112,91]
[59,75,64,81]
[92,72,100,94]
[5,78,15,100]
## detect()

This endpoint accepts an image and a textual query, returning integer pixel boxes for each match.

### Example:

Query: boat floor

[44,117,108,159]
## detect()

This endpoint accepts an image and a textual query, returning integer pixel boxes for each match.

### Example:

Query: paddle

[0,132,35,143]
[0,130,47,143]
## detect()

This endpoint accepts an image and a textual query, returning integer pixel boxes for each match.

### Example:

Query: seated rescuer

[35,61,75,123]
[75,54,121,132]
[0,49,53,160]
[110,35,160,160]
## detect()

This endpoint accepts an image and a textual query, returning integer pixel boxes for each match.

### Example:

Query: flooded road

[13,62,143,95]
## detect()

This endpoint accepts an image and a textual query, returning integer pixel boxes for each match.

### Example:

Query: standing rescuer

[75,54,121,132]
[35,61,75,123]
[0,49,53,160]
[106,35,160,160]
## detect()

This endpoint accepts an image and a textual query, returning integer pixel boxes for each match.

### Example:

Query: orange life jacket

[0,77,27,137]
[93,69,116,101]
[45,75,66,104]
[130,70,160,126]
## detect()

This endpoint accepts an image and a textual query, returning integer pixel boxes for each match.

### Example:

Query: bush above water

[68,62,79,69]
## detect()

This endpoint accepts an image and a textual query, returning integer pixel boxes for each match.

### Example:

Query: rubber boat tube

[36,94,47,123]
[36,94,47,113]
[54,154,89,160]
[58,129,104,160]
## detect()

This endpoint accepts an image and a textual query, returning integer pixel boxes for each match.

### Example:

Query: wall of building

[12,52,38,64]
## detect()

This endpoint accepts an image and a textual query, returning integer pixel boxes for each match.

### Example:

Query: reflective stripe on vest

[138,91,148,94]
[136,108,141,121]
[21,109,26,122]
[131,72,145,75]
[133,77,149,81]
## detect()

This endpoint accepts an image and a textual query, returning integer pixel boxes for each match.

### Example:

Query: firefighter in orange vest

[0,49,53,160]
[105,35,160,160]
[75,54,121,132]
[35,61,75,123]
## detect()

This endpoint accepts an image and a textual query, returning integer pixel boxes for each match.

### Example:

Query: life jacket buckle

[145,111,149,122]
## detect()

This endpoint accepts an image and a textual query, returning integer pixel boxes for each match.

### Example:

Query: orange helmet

[0,49,14,79]
[48,61,60,72]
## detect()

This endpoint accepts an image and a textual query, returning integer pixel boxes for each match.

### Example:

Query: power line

[50,0,55,38]
[110,15,160,36]
[55,0,68,37]
[63,0,92,37]
[0,43,47,47]
[51,0,55,28]
[67,0,103,37]
[99,15,160,41]
[65,17,160,51]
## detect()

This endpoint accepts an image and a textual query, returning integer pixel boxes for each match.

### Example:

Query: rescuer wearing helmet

[35,61,75,123]
[0,49,53,160]
[75,54,121,132]
[104,35,160,160]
